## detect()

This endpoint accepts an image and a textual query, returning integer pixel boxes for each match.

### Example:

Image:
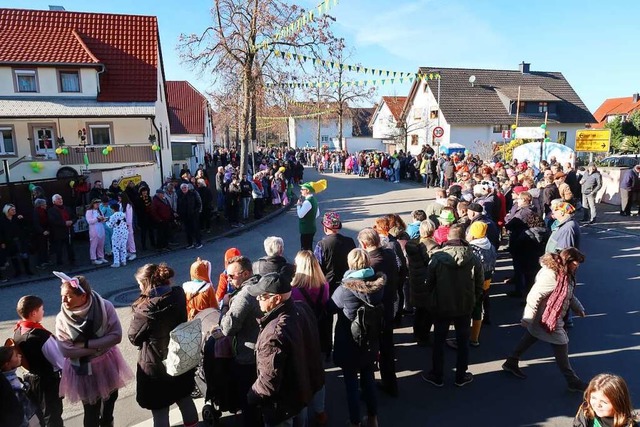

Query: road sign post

[575,129,611,152]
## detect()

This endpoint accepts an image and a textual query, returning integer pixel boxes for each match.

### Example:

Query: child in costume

[107,202,128,268]
[183,257,218,320]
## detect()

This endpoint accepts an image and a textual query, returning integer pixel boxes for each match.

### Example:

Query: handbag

[164,317,202,376]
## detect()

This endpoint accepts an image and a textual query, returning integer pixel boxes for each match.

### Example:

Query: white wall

[372,102,400,140]
[404,82,448,156]
[289,117,353,149]
[344,137,384,153]
[154,47,172,182]
[0,66,99,97]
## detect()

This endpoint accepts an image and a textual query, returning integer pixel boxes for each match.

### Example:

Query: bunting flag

[265,72,439,88]
[270,49,441,80]
[253,0,339,51]
[257,110,335,120]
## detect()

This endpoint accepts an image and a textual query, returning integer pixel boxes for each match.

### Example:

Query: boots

[470,320,482,346]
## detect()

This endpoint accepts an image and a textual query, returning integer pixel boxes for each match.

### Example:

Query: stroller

[193,308,241,426]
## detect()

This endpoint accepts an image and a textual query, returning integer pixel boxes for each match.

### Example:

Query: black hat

[468,203,483,213]
[247,272,291,297]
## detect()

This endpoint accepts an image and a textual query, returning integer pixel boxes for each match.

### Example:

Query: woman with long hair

[502,247,588,392]
[54,273,133,426]
[574,373,639,427]
[128,263,198,427]
[291,250,330,425]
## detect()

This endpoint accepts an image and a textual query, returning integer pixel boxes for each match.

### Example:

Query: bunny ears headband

[53,271,85,294]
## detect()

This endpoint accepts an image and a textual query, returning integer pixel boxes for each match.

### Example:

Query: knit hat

[473,183,489,196]
[438,210,456,224]
[467,203,483,213]
[190,257,212,283]
[322,211,342,230]
[224,248,241,265]
[512,186,528,195]
[300,179,327,194]
[468,221,488,240]
[553,201,575,215]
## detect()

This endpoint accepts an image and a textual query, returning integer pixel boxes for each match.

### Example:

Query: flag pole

[515,86,521,127]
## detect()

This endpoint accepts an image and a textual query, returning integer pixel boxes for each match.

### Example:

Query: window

[321,135,329,143]
[518,101,526,111]
[492,125,510,133]
[14,69,38,92]
[538,102,548,113]
[430,110,439,119]
[33,127,56,159]
[59,70,81,92]
[0,127,15,155]
[411,134,418,145]
[413,108,422,120]
[557,131,567,145]
[88,124,112,145]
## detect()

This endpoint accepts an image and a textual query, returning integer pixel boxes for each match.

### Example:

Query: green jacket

[425,240,484,318]
[298,196,318,234]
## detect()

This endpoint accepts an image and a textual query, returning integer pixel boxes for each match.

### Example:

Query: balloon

[32,166,40,173]
[544,137,551,142]
[511,124,517,130]
[55,147,63,155]
[102,148,109,155]
[30,161,37,168]
[62,147,69,155]
[545,130,550,136]
[540,123,547,129]
[37,162,43,169]
[69,180,75,188]
[28,183,35,192]
[151,144,159,151]
[107,146,113,152]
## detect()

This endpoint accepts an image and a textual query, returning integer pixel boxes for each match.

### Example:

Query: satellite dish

[469,75,476,86]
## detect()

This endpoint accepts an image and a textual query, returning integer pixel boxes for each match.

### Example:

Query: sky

[2,0,640,112]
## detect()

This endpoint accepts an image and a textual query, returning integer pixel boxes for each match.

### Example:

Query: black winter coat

[329,272,385,369]
[128,286,195,410]
[405,237,438,307]
[0,215,30,256]
[248,299,324,424]
[314,233,356,294]
[367,247,398,321]
[47,204,76,241]
[177,190,202,220]
[252,255,295,285]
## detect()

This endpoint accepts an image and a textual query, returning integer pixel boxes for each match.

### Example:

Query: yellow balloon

[37,162,44,168]
[107,146,113,152]
[55,147,63,155]
[69,180,75,188]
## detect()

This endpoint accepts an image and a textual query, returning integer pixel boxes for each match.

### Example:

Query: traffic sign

[433,126,444,138]
[502,130,511,139]
[575,129,611,152]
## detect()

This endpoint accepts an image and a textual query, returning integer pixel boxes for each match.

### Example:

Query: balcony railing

[58,145,156,165]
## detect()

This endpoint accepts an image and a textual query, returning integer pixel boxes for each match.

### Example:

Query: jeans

[413,307,433,343]
[393,168,400,182]
[83,390,118,427]
[431,316,471,381]
[151,395,198,427]
[379,321,397,390]
[264,407,307,427]
[509,331,581,385]
[242,197,251,219]
[343,366,377,425]
[184,217,201,246]
[233,362,262,427]
[52,237,75,265]
[582,193,597,221]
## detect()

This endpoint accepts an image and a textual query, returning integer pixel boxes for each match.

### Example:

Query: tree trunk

[240,64,252,178]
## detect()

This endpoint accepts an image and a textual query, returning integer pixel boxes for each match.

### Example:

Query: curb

[0,201,294,290]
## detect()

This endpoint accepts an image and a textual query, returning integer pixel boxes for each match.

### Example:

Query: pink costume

[125,203,136,255]
[85,209,105,261]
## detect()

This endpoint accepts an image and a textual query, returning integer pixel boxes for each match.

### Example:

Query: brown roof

[352,107,374,136]
[495,86,560,102]
[166,81,207,135]
[0,8,159,102]
[382,96,407,121]
[592,95,640,128]
[403,66,595,126]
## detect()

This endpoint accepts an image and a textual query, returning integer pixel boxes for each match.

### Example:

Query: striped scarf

[540,271,570,333]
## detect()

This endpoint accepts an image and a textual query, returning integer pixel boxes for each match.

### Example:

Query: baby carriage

[195,308,242,426]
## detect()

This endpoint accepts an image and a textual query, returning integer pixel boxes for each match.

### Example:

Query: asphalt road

[1,167,639,427]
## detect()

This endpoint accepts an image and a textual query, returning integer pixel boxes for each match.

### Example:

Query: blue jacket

[545,217,580,253]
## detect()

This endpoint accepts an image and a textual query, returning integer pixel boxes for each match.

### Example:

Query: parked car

[598,155,640,168]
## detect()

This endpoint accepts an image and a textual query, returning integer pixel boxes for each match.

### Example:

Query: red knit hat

[224,248,241,265]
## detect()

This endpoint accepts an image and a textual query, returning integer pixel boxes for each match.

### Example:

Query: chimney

[633,93,640,103]
[519,61,530,74]
[48,5,66,11]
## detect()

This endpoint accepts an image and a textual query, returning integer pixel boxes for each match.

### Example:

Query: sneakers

[91,260,103,265]
[98,258,107,264]
[469,340,480,347]
[122,262,127,267]
[421,372,444,387]
[502,359,527,379]
[455,372,474,387]
[127,253,137,261]
[186,245,195,249]
[111,263,120,268]
[195,243,203,249]
[568,380,588,393]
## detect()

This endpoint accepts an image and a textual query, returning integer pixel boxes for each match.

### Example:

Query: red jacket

[151,195,172,222]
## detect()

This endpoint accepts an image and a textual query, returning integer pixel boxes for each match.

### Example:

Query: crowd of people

[1,146,639,427]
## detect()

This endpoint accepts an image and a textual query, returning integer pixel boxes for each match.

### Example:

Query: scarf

[253,179,263,191]
[58,291,108,375]
[540,271,571,333]
[14,320,46,335]
[344,267,375,280]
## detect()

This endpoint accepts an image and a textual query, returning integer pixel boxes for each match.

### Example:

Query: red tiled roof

[382,96,407,121]
[592,96,640,128]
[166,81,207,135]
[0,8,159,102]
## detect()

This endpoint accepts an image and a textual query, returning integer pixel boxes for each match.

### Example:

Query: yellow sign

[575,129,611,152]
[118,174,142,190]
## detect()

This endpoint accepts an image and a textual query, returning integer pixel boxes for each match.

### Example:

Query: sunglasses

[227,271,245,279]
[256,293,277,301]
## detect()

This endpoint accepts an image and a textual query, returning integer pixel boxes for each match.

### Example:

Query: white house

[370,96,407,152]
[0,7,172,193]
[399,63,596,156]
[166,81,214,175]
[288,104,352,150]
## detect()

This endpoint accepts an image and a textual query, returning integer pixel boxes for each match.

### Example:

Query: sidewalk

[0,201,292,289]
[586,202,640,237]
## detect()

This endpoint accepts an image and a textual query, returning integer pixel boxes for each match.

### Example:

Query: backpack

[350,300,384,348]
[164,317,202,377]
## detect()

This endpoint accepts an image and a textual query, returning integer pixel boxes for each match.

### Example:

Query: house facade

[0,8,172,192]
[592,93,640,129]
[288,105,353,150]
[370,96,407,152]
[400,63,595,156]
[166,81,214,176]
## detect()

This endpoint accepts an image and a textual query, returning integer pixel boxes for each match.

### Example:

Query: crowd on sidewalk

[1,147,640,427]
